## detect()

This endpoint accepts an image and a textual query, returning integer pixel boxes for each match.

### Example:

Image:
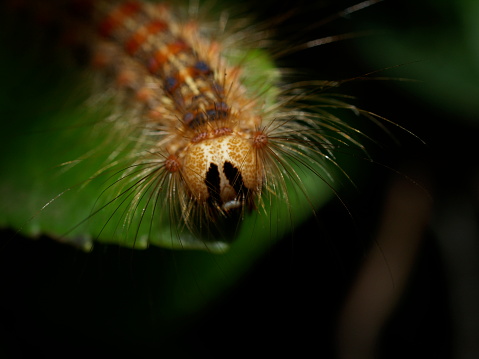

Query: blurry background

[1,0,478,357]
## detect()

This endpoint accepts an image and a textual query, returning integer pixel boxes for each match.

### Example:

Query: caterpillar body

[1,0,382,252]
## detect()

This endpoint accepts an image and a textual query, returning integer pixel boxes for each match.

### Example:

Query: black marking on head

[198,163,250,240]
[223,161,245,198]
[205,163,221,205]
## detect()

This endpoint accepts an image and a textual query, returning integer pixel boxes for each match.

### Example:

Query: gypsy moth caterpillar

[0,0,397,254]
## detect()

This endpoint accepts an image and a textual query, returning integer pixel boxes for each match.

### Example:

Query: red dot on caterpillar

[252,131,269,148]
[164,154,181,173]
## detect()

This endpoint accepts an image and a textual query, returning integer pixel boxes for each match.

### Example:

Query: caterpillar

[0,0,387,252]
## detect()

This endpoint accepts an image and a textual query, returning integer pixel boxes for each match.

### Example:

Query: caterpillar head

[181,134,264,214]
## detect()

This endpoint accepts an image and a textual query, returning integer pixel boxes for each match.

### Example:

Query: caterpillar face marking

[182,135,261,211]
